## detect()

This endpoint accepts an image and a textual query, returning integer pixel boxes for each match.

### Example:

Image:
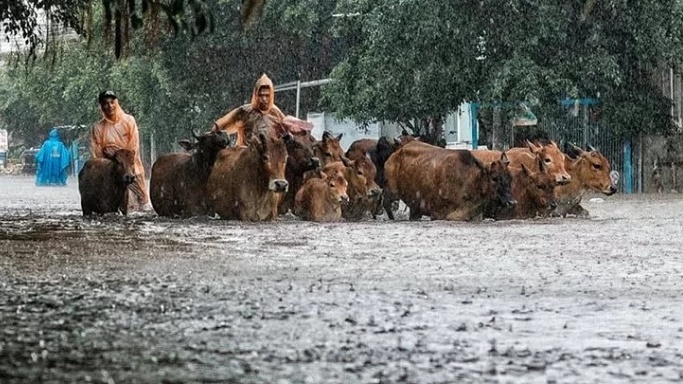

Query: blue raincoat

[35,128,71,186]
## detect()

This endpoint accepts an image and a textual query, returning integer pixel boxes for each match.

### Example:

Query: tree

[322,0,683,137]
[1,0,266,59]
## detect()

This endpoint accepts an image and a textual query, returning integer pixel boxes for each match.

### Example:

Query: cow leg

[119,190,130,215]
[566,203,590,217]
[382,192,397,220]
[408,205,422,221]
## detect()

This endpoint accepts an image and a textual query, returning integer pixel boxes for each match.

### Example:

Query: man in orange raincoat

[212,74,313,145]
[90,90,152,211]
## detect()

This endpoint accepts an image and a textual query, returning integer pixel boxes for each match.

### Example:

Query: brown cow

[488,159,558,220]
[207,133,289,221]
[346,136,415,219]
[313,131,350,166]
[384,141,516,221]
[294,169,349,222]
[553,143,617,217]
[278,134,320,215]
[78,149,137,216]
[472,140,571,185]
[322,159,381,221]
[150,130,230,217]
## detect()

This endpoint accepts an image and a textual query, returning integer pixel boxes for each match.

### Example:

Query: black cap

[98,90,117,104]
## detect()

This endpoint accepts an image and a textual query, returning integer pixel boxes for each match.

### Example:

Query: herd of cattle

[78,114,618,221]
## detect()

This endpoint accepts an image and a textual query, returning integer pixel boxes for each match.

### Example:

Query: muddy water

[1,175,682,383]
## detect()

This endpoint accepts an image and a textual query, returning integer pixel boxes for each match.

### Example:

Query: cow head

[567,143,617,195]
[314,131,350,166]
[527,140,571,185]
[189,129,231,170]
[112,149,137,185]
[252,132,289,193]
[351,154,382,198]
[486,152,516,208]
[284,133,320,174]
[320,167,349,204]
[376,136,401,165]
[520,158,558,210]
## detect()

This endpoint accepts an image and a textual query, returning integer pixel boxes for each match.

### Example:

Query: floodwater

[1,175,682,383]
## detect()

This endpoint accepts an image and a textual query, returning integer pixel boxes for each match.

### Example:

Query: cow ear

[178,140,194,151]
[336,133,343,141]
[322,131,332,142]
[500,151,510,165]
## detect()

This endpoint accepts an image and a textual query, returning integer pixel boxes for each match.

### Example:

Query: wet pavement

[1,175,683,383]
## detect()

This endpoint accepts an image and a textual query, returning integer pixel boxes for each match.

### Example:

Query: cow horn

[569,142,584,153]
[500,151,510,165]
[192,129,200,140]
[587,144,597,152]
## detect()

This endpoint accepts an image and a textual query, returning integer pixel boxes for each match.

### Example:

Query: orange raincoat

[213,74,286,146]
[90,99,149,204]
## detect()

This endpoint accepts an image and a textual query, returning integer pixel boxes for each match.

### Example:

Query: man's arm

[213,106,245,134]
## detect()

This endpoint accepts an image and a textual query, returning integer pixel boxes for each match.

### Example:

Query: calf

[294,170,349,222]
[553,143,617,217]
[207,133,289,221]
[385,141,515,221]
[78,149,137,216]
[150,130,230,217]
[324,158,381,221]
[488,159,558,220]
[346,136,410,219]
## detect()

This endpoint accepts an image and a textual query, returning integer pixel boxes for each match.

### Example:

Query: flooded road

[1,175,683,383]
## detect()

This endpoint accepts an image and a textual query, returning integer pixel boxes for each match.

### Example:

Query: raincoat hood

[99,98,125,124]
[251,74,275,112]
[48,128,60,140]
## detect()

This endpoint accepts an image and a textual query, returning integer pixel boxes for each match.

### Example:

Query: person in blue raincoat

[35,128,72,186]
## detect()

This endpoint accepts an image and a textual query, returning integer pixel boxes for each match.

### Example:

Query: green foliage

[322,0,683,137]
[0,0,343,152]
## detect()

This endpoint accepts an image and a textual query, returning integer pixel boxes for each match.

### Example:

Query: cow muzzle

[605,185,618,195]
[339,194,350,204]
[269,179,289,193]
[123,174,137,185]
[556,174,571,185]
[309,157,321,169]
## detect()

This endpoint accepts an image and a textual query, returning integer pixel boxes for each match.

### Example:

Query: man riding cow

[211,74,313,145]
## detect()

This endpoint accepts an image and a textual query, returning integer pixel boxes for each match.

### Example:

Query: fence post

[470,103,479,149]
[623,138,632,193]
